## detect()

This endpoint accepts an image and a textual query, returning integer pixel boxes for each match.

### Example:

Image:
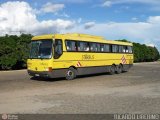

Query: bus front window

[29,40,53,59]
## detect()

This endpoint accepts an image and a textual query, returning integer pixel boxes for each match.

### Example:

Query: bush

[0,34,32,70]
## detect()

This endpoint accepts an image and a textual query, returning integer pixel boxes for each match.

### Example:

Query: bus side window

[54,39,63,59]
[84,42,90,51]
[125,46,129,53]
[128,46,133,53]
[66,40,76,51]
[97,43,100,52]
[112,45,118,53]
[122,46,126,53]
[78,42,89,51]
[90,43,97,52]
[119,46,123,53]
[77,42,83,51]
[100,44,105,52]
[104,44,110,52]
[116,45,119,52]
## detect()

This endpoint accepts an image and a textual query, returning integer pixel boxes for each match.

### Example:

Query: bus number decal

[82,54,94,60]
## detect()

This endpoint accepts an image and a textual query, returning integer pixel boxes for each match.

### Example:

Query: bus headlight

[46,67,52,72]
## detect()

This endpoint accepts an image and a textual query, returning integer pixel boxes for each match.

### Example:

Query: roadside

[0,69,27,72]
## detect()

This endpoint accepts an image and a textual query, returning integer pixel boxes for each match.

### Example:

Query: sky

[0,0,160,51]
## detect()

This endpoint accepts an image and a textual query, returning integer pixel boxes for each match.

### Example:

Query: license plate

[35,74,40,77]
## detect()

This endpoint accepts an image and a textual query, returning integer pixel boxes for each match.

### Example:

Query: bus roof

[32,33,132,46]
[32,34,54,40]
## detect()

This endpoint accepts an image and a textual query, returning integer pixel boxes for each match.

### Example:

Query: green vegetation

[0,36,159,70]
[116,39,160,62]
[0,34,32,70]
[133,43,159,62]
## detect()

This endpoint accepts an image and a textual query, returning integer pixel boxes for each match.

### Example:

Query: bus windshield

[29,40,53,59]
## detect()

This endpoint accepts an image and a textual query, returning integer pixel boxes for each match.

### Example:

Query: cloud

[147,44,155,47]
[63,16,160,51]
[0,1,74,35]
[41,2,65,13]
[52,0,90,4]
[101,0,160,10]
[84,22,95,29]
[147,16,160,24]
[31,19,75,35]
[77,18,82,24]
[102,1,112,7]
[54,12,70,18]
[131,17,138,21]
[0,1,160,51]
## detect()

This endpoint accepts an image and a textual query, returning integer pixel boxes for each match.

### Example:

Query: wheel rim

[67,70,72,75]
[67,70,74,79]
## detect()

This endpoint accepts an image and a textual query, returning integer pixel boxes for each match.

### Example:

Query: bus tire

[65,68,76,80]
[116,64,122,74]
[109,65,115,75]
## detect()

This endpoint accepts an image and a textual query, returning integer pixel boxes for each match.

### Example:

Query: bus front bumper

[27,69,66,78]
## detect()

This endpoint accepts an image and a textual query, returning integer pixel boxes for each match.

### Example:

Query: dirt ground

[0,62,160,114]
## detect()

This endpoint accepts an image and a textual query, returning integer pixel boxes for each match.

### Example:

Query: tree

[116,40,160,62]
[0,34,32,70]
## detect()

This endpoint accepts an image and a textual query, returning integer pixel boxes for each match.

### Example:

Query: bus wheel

[65,68,76,80]
[116,64,122,74]
[109,65,115,75]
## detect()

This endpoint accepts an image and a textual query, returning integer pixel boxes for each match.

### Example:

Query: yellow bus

[27,33,133,80]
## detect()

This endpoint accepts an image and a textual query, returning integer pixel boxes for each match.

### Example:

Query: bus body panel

[27,59,53,72]
[53,52,133,68]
